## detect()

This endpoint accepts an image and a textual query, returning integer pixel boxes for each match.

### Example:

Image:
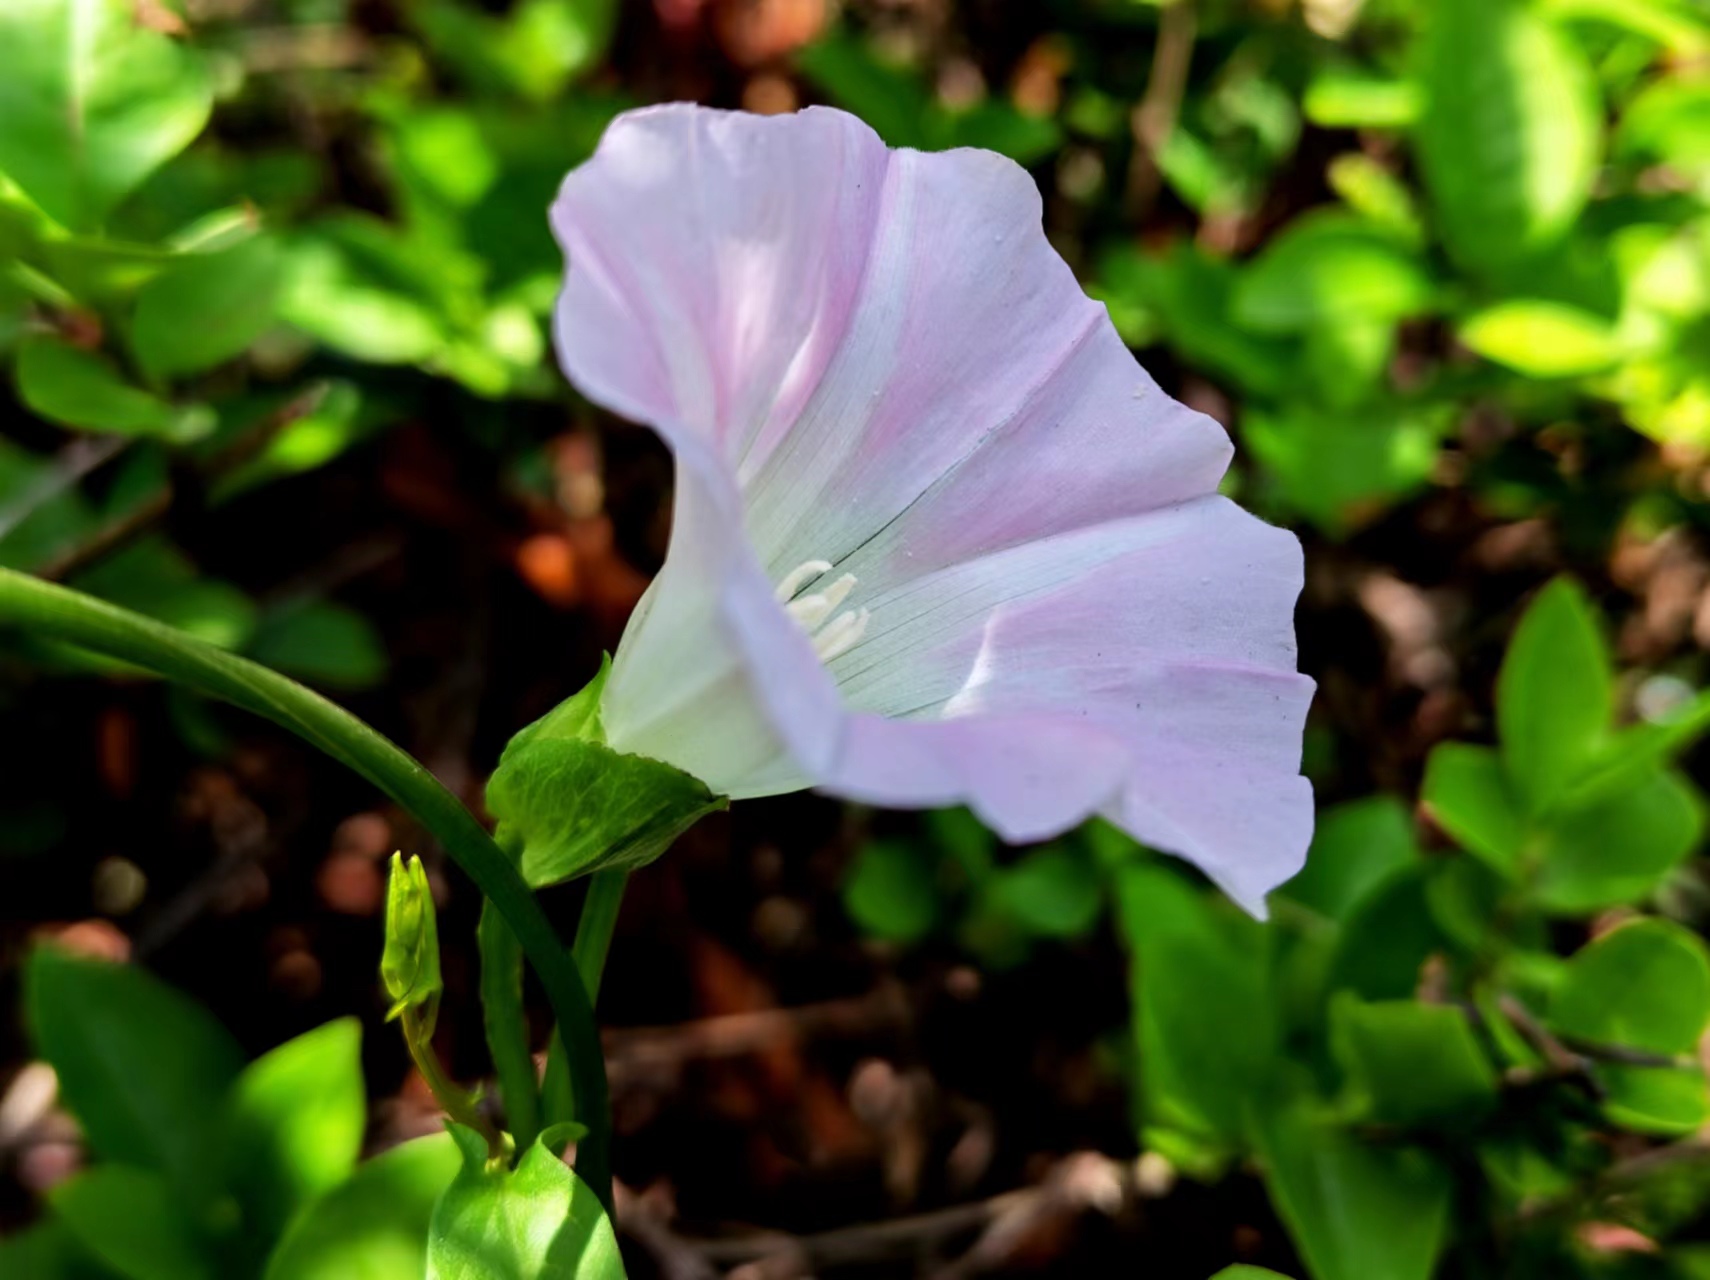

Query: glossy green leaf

[486,658,725,886]
[1551,919,1710,1054]
[427,1127,624,1280]
[17,337,210,440]
[25,946,244,1193]
[1458,300,1626,377]
[50,1166,214,1280]
[0,0,213,229]
[1532,768,1703,913]
[1331,996,1499,1128]
[1415,0,1601,271]
[130,236,286,380]
[1281,795,1420,921]
[264,1134,462,1280]
[1496,578,1612,814]
[1233,214,1434,332]
[1422,744,1527,876]
[1253,1106,1452,1280]
[223,1020,366,1245]
[844,839,938,943]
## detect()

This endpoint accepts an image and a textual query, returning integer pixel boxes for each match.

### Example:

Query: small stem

[479,901,542,1154]
[543,869,631,1136]
[403,1004,501,1154]
[0,567,615,1208]
[572,869,630,1000]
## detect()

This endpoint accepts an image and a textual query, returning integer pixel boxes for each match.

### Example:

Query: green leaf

[278,226,447,365]
[1531,768,1703,913]
[1281,796,1420,921]
[1601,1064,1709,1135]
[843,839,938,943]
[264,1134,462,1280]
[1621,78,1710,170]
[1550,919,1710,1054]
[1210,1270,1296,1280]
[247,601,388,691]
[0,0,213,229]
[1496,578,1612,814]
[1330,997,1499,1129]
[989,845,1103,938]
[75,539,257,652]
[17,336,210,440]
[1118,865,1273,1154]
[1303,69,1422,129]
[427,1127,625,1280]
[130,236,287,380]
[1458,300,1626,377]
[0,1221,115,1280]
[1326,866,1454,1002]
[1233,214,1434,332]
[50,1166,215,1280]
[1243,403,1447,537]
[1415,0,1601,272]
[1421,744,1527,876]
[486,658,725,886]
[25,945,244,1193]
[1253,1105,1452,1280]
[223,1020,366,1246]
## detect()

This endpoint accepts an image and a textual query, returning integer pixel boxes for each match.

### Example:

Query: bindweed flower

[550,105,1314,914]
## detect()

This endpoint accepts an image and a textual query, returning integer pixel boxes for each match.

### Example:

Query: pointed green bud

[380,853,442,1027]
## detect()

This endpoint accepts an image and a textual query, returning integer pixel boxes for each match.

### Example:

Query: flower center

[775,558,870,663]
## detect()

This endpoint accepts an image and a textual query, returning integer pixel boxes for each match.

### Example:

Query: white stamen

[812,607,870,662]
[785,573,856,630]
[775,560,872,664]
[774,559,832,603]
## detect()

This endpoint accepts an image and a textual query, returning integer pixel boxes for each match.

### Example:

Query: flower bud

[381,853,441,1027]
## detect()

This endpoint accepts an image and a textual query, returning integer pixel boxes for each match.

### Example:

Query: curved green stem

[0,567,614,1207]
[543,869,630,1135]
[479,901,542,1154]
[403,1004,501,1155]
[571,869,630,1000]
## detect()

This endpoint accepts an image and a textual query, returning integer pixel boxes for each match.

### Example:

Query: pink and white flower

[550,104,1313,914]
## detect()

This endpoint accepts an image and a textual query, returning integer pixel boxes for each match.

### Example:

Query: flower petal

[551,104,888,481]
[818,498,1315,912]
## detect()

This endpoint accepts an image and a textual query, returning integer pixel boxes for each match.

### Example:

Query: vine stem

[0,566,615,1208]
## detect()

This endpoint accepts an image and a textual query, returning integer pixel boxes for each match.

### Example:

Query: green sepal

[486,656,726,888]
[381,853,443,1026]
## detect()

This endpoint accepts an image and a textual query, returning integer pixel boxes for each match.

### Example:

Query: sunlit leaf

[0,0,213,229]
[1416,0,1601,271]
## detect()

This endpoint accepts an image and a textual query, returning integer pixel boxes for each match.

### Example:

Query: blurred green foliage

[7,0,1710,1277]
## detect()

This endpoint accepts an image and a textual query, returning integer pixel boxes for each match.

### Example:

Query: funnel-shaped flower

[550,105,1313,914]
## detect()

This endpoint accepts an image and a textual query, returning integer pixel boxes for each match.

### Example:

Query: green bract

[485,657,725,887]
